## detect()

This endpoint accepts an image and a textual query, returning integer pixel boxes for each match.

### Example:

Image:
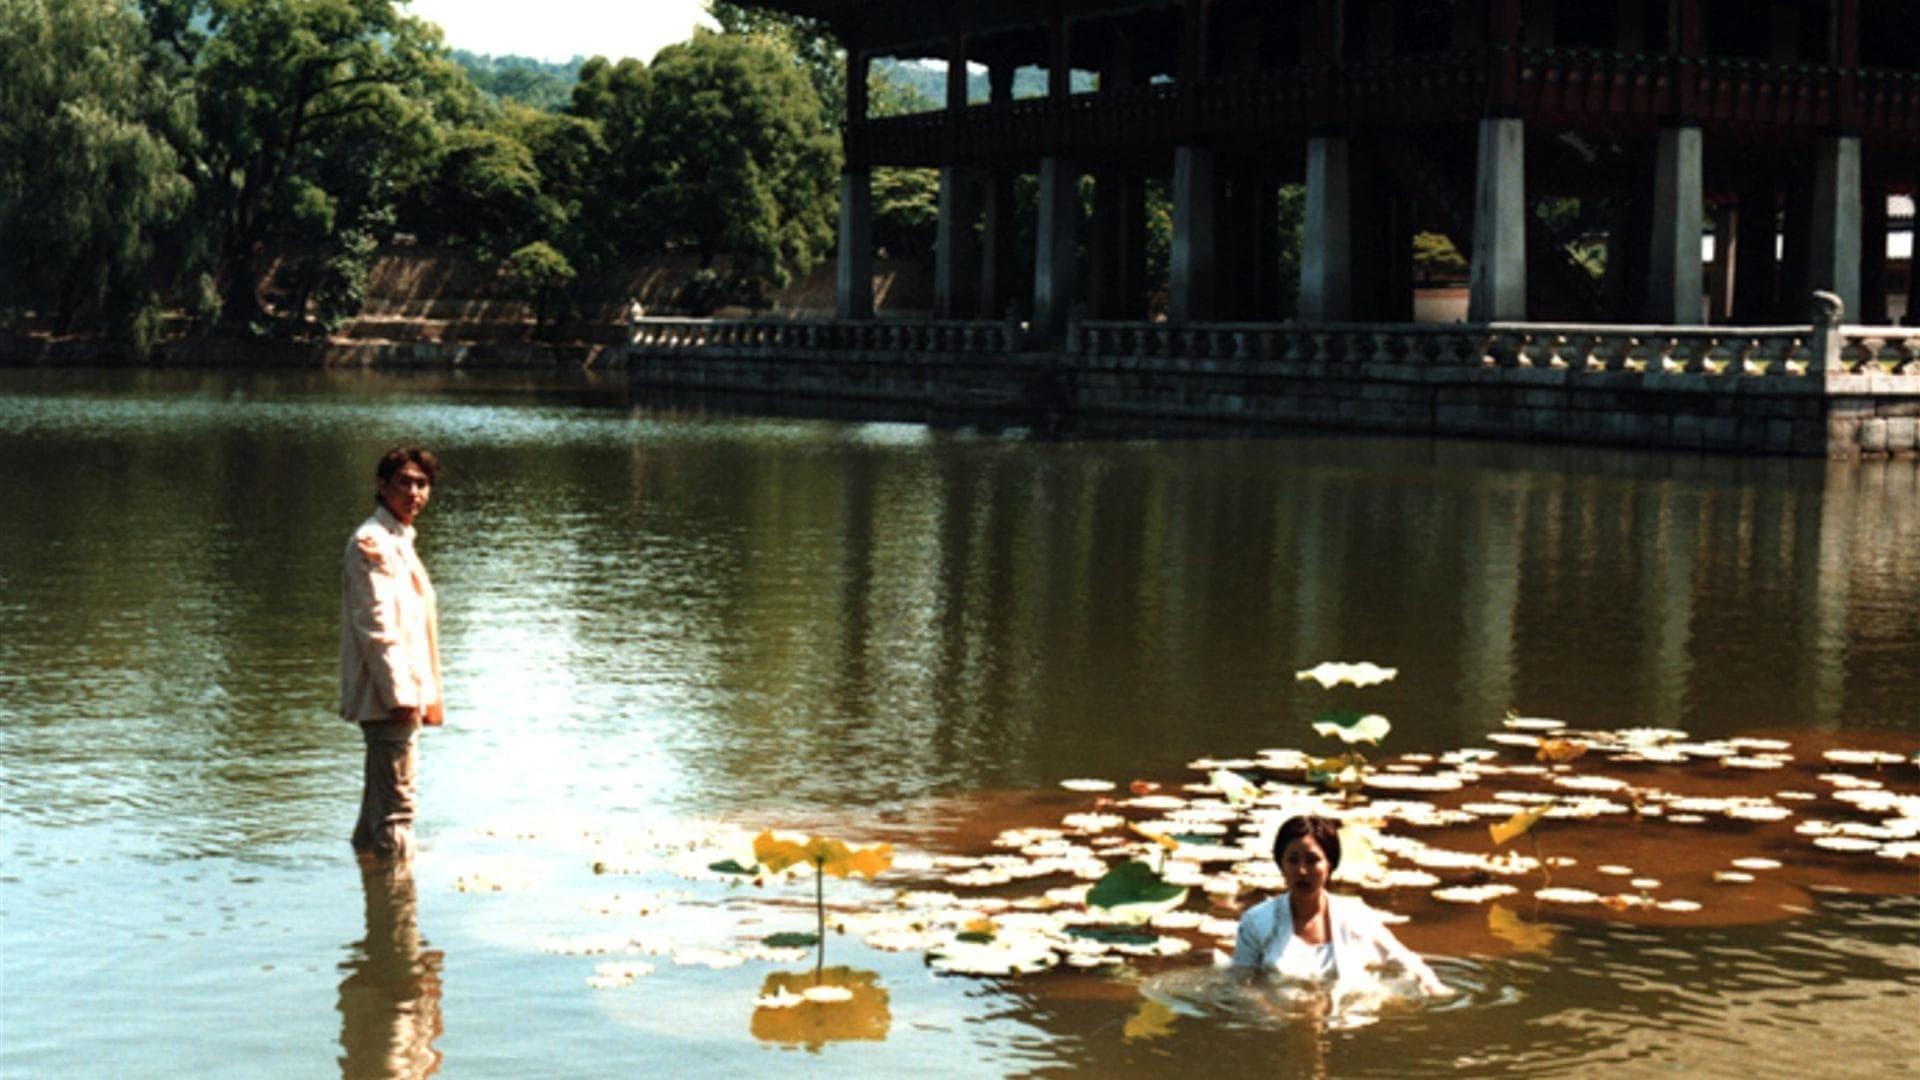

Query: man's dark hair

[376,447,441,486]
[1272,814,1342,870]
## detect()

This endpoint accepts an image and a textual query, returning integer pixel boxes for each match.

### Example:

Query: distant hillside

[447,49,1088,115]
[451,50,585,111]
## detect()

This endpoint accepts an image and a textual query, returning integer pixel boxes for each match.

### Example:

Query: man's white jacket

[339,504,442,724]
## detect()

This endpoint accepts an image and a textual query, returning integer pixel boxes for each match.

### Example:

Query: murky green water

[2,369,1915,1077]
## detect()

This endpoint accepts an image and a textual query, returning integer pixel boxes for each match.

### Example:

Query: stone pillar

[934,36,979,320]
[1808,133,1862,317]
[835,171,873,320]
[1860,184,1889,324]
[1469,116,1527,321]
[1731,184,1778,323]
[1090,172,1147,319]
[1033,156,1079,337]
[1647,122,1704,324]
[1299,134,1353,321]
[980,59,1018,321]
[935,168,980,319]
[1708,201,1737,323]
[1170,145,1218,322]
[1910,177,1920,326]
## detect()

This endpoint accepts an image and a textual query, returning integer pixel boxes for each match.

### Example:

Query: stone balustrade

[630,317,1018,357]
[1069,317,1920,380]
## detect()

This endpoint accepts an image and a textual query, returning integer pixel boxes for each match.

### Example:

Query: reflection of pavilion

[755,0,1918,330]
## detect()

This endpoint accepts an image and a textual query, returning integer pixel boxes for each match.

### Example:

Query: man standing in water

[341,447,443,862]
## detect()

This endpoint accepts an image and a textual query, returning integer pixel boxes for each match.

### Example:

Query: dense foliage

[0,0,850,350]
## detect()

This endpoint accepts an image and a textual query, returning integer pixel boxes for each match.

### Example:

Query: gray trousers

[351,720,421,862]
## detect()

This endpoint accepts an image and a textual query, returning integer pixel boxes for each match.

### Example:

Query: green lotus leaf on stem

[1312,708,1392,746]
[1086,861,1190,925]
[709,859,758,875]
[1066,925,1161,947]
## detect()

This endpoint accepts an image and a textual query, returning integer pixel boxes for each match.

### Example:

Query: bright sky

[403,0,717,63]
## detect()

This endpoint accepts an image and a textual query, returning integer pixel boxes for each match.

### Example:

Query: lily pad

[1312,709,1392,746]
[1086,861,1191,924]
[764,932,820,949]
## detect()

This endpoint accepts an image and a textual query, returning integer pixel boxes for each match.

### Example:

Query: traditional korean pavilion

[746,0,1920,334]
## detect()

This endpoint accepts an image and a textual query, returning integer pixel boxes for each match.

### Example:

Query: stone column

[1469,116,1527,321]
[1808,133,1862,317]
[1299,134,1353,321]
[835,171,873,320]
[837,47,873,321]
[1647,122,1704,324]
[980,58,1018,322]
[1708,201,1737,323]
[1169,145,1218,322]
[1090,173,1148,319]
[935,169,981,319]
[1033,157,1079,336]
[1731,184,1778,323]
[934,36,979,320]
[1860,184,1889,324]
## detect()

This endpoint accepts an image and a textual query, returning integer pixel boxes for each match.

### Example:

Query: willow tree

[0,0,197,347]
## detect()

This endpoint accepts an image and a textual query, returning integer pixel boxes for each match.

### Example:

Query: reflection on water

[0,369,1915,1077]
[750,967,891,1049]
[338,863,443,1079]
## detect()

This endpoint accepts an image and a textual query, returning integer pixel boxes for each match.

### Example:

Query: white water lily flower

[1630,878,1662,890]
[800,985,854,1004]
[1656,899,1702,913]
[1812,836,1880,853]
[1367,773,1465,792]
[1712,871,1756,884]
[1725,805,1793,823]
[929,937,1059,976]
[1724,757,1787,770]
[1731,857,1782,870]
[1485,732,1541,748]
[1062,813,1125,833]
[1503,715,1567,732]
[1296,661,1399,689]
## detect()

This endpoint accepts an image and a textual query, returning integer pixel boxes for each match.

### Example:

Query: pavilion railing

[628,317,1020,356]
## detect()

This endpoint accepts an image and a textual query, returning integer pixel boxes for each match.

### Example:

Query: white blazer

[339,505,442,724]
[1232,892,1445,994]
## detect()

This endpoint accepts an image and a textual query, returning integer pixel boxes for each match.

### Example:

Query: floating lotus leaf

[1086,861,1190,924]
[1296,661,1399,689]
[763,932,819,949]
[1067,925,1160,947]
[1312,709,1392,746]
[708,859,757,876]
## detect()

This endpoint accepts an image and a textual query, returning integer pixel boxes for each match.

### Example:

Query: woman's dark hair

[375,447,441,486]
[1272,814,1342,871]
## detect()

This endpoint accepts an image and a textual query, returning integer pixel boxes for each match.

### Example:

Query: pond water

[1,368,1915,1077]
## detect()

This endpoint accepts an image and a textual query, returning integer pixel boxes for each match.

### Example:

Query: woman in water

[1233,815,1449,996]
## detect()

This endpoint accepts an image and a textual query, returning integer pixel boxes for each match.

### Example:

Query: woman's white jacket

[1232,892,1444,994]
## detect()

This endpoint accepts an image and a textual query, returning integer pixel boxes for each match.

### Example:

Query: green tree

[0,0,197,348]
[186,0,470,330]
[709,1,843,121]
[499,241,575,334]
[638,30,839,303]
